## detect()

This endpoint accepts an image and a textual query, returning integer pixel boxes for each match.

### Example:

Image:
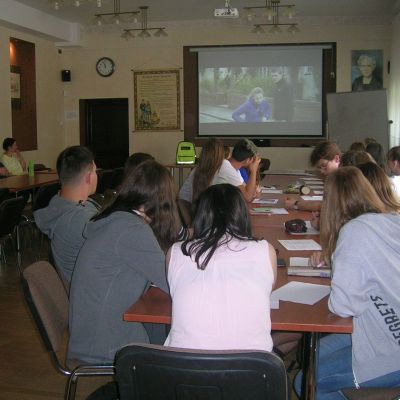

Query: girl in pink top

[165,183,277,351]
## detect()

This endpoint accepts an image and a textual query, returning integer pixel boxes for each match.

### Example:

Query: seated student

[124,152,154,179]
[296,167,400,399]
[1,138,26,175]
[68,161,181,364]
[165,183,277,351]
[366,141,386,170]
[285,140,341,212]
[310,162,400,268]
[349,141,365,152]
[213,139,260,202]
[179,138,225,205]
[34,146,99,288]
[387,146,400,195]
[340,149,374,167]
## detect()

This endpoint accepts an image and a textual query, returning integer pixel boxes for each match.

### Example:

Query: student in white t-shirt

[213,139,260,202]
[387,146,400,195]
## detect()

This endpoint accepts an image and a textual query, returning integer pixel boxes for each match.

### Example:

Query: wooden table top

[124,172,351,334]
[0,172,59,192]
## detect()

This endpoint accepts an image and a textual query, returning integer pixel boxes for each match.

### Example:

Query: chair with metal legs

[0,196,26,273]
[21,261,115,400]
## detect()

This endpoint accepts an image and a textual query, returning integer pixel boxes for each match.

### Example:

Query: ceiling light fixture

[122,6,167,40]
[244,0,299,34]
[51,0,101,9]
[93,0,140,25]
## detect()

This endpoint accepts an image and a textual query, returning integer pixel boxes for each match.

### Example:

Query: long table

[123,174,353,400]
[0,171,58,193]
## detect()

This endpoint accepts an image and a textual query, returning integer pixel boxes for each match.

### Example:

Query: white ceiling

[14,0,400,25]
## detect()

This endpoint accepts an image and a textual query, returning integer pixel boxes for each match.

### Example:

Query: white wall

[0,16,393,168]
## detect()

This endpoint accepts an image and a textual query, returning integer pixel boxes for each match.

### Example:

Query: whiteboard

[327,90,389,152]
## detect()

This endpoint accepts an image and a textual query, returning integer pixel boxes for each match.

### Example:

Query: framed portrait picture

[351,50,383,92]
[10,65,21,108]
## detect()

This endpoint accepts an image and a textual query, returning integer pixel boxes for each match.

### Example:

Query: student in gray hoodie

[34,146,99,289]
[68,160,182,364]
[295,167,400,399]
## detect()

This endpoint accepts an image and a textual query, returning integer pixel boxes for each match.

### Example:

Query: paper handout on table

[287,221,319,235]
[313,190,324,195]
[288,257,331,277]
[309,185,324,190]
[301,195,323,201]
[251,207,289,215]
[252,198,279,205]
[271,281,330,305]
[278,239,322,251]
[261,188,283,194]
[302,177,323,182]
[303,180,323,185]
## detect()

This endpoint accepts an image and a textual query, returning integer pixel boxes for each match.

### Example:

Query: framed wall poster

[10,65,21,108]
[351,50,383,92]
[134,69,180,131]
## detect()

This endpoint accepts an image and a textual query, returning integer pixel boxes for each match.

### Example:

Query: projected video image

[199,66,321,124]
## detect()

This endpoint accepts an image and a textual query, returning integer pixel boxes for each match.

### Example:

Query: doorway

[80,98,129,169]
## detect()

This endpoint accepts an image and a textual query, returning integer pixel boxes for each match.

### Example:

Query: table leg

[300,332,320,400]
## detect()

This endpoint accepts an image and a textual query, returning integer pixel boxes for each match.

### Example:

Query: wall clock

[96,57,115,77]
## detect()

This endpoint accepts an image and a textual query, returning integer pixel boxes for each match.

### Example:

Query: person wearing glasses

[352,54,382,92]
[285,141,341,213]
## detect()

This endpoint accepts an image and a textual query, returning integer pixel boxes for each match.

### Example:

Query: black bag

[285,218,307,233]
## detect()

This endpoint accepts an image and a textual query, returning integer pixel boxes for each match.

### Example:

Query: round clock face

[96,57,115,77]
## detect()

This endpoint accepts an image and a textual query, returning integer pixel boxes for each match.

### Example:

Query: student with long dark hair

[296,167,400,399]
[165,183,277,350]
[68,160,181,364]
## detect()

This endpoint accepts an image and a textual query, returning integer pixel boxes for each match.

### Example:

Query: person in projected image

[232,87,271,122]
[270,67,294,122]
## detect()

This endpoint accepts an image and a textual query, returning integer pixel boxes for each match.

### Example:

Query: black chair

[21,261,115,400]
[32,182,61,212]
[115,343,289,400]
[112,167,125,190]
[96,169,115,195]
[0,196,26,271]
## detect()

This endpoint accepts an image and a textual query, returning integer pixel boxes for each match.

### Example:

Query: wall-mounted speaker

[61,69,71,82]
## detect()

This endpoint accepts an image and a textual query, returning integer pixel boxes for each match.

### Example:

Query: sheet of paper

[302,177,323,182]
[261,188,283,194]
[303,180,323,185]
[261,185,276,190]
[268,208,289,215]
[271,281,330,305]
[289,257,310,267]
[313,190,324,195]
[301,195,323,201]
[287,221,319,235]
[253,198,279,205]
[278,239,322,251]
[309,185,324,190]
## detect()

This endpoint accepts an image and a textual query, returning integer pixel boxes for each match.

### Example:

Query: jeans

[294,334,400,400]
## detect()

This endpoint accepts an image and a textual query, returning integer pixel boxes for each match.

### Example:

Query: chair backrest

[22,261,69,359]
[0,196,26,237]
[112,167,124,189]
[115,344,288,400]
[32,182,61,212]
[96,169,115,194]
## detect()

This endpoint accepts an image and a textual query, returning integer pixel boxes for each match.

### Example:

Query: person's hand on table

[309,251,326,268]
[285,196,298,210]
[311,211,320,230]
